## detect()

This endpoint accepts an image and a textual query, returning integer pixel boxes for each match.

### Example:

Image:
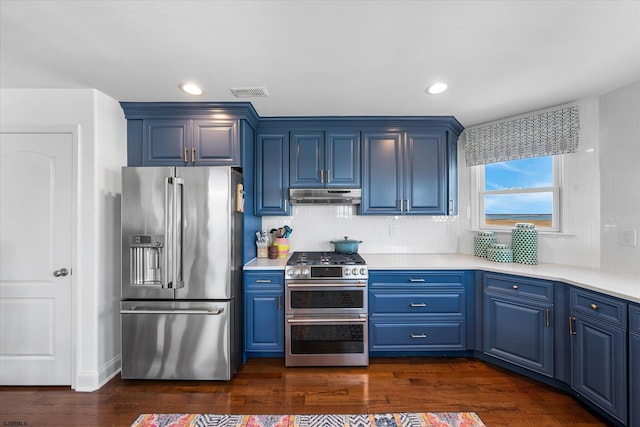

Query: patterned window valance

[463,105,580,166]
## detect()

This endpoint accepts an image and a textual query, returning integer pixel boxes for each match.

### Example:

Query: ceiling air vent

[229,87,270,97]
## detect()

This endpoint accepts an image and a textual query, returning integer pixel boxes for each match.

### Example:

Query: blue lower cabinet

[483,294,553,377]
[629,304,640,427]
[631,332,640,427]
[243,271,284,354]
[370,321,465,351]
[570,288,627,425]
[368,270,470,353]
[244,291,283,352]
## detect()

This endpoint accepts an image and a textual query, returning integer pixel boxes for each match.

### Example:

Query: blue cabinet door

[447,133,458,215]
[244,290,284,352]
[571,314,627,424]
[143,119,189,165]
[192,119,239,165]
[631,331,640,427]
[290,130,360,188]
[326,130,360,187]
[361,131,403,214]
[290,131,324,188]
[255,132,290,215]
[483,294,554,376]
[405,131,447,214]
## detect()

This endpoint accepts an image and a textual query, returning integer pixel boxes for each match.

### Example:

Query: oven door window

[289,290,364,310]
[290,322,364,354]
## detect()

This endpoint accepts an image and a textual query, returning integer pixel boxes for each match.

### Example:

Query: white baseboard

[74,354,121,392]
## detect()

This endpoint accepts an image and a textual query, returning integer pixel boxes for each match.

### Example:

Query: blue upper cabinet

[289,131,324,188]
[121,102,259,167]
[405,131,447,214]
[143,119,190,165]
[361,131,404,213]
[290,130,360,188]
[362,128,451,215]
[143,118,239,166]
[192,119,238,165]
[255,131,290,216]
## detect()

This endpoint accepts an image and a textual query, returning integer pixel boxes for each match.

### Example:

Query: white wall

[0,88,127,391]
[599,81,640,274]
[261,207,458,255]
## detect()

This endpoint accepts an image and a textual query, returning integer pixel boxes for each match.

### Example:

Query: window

[477,156,560,231]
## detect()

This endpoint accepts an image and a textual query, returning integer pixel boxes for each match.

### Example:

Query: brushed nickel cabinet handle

[183,147,188,163]
[410,303,427,308]
[410,333,427,339]
[512,284,519,290]
[255,279,272,283]
[569,316,577,335]
[590,303,598,310]
[545,309,550,327]
[191,147,196,163]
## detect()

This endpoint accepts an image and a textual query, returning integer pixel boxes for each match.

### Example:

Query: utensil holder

[267,245,279,259]
[275,238,290,258]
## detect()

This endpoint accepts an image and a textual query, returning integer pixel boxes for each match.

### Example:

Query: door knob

[53,268,69,277]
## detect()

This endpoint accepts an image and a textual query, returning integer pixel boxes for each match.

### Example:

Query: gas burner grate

[287,251,366,266]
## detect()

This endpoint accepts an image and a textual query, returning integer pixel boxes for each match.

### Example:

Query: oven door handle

[286,282,367,288]
[287,317,367,324]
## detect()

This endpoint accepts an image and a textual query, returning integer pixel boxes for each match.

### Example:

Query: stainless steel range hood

[289,188,361,205]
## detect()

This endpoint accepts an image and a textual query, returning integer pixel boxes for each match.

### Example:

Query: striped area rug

[131,412,486,427]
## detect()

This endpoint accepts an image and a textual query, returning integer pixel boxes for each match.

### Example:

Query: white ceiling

[1,0,639,127]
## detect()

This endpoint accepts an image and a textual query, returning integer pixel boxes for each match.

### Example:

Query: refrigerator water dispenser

[129,234,164,285]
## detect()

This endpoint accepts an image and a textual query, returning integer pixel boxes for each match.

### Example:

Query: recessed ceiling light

[426,82,448,95]
[179,83,204,96]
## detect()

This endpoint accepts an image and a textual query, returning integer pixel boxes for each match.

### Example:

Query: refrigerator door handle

[120,309,223,315]
[172,177,184,289]
[163,177,171,289]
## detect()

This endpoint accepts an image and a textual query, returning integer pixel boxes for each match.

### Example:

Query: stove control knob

[344,269,350,276]
[286,269,293,276]
[360,268,367,276]
[352,268,358,276]
[302,268,309,277]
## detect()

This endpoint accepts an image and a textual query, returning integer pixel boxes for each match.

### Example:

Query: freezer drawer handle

[121,309,223,315]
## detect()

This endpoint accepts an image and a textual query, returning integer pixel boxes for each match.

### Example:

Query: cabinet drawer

[369,271,464,288]
[243,272,284,289]
[370,321,465,350]
[570,288,627,328]
[483,273,553,302]
[628,304,640,334]
[370,291,464,316]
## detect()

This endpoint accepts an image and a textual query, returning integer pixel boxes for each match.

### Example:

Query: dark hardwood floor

[0,357,609,427]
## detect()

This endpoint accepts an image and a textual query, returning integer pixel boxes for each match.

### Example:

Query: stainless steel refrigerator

[120,166,243,380]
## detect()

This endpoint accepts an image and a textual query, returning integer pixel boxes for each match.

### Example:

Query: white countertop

[244,253,640,304]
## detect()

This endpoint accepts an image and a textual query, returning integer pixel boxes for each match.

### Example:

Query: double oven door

[285,279,368,367]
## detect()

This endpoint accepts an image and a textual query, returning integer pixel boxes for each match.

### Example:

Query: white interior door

[0,131,73,385]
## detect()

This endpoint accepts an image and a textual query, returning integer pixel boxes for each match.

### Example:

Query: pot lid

[330,236,363,244]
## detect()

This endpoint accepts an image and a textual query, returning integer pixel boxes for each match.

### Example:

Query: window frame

[473,156,562,232]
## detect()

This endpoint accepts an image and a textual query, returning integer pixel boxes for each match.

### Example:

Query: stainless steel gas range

[284,251,368,367]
